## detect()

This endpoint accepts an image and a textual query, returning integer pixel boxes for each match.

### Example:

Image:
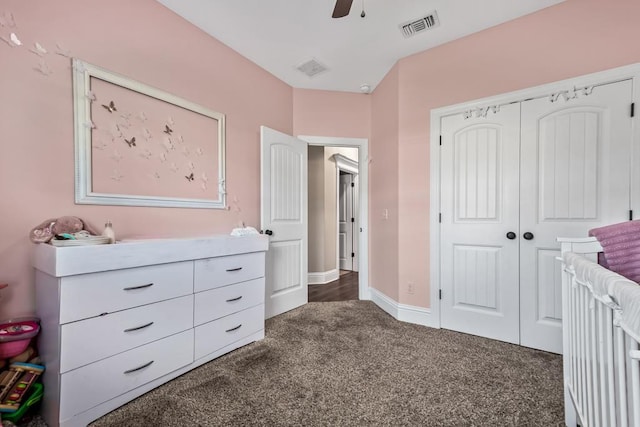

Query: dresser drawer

[194,278,264,326]
[194,252,264,292]
[60,261,193,324]
[60,329,193,420]
[60,295,193,373]
[194,304,264,360]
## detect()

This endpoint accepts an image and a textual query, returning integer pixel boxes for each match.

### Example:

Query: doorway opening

[299,136,369,303]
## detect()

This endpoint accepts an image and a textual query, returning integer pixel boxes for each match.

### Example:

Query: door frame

[299,135,370,300]
[333,154,359,273]
[429,62,640,330]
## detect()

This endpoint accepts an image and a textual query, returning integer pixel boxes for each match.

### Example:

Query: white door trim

[298,135,370,300]
[334,154,359,272]
[332,153,359,175]
[430,62,640,330]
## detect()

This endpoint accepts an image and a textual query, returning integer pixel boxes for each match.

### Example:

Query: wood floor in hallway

[308,271,359,302]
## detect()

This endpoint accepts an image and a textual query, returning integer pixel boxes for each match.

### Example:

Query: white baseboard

[308,269,340,285]
[370,288,436,328]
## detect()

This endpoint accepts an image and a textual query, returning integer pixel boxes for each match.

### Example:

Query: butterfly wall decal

[118,113,131,128]
[170,162,179,172]
[139,149,152,160]
[110,124,123,139]
[162,137,175,151]
[1,32,22,47]
[164,125,173,135]
[85,91,97,102]
[142,128,152,140]
[185,172,194,182]
[124,137,136,147]
[29,42,47,56]
[34,59,53,76]
[55,42,71,58]
[0,12,16,28]
[92,140,108,151]
[110,150,123,162]
[110,170,124,181]
[102,101,117,113]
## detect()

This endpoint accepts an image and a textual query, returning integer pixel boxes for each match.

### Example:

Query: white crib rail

[560,237,640,427]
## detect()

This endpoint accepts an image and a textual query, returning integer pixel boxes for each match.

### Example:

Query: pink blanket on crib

[589,220,640,283]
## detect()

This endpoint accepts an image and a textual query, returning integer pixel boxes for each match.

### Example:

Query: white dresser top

[33,234,269,277]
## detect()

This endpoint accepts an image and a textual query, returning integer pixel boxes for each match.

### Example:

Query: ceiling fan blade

[332,0,353,18]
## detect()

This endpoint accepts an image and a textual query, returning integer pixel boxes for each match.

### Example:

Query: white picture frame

[72,59,226,209]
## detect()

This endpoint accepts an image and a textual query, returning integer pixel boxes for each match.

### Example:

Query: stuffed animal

[29,216,98,243]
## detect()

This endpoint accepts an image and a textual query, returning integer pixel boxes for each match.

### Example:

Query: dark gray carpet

[19,301,565,426]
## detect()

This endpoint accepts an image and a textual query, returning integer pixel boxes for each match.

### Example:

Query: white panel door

[339,173,354,271]
[440,103,521,344]
[260,126,308,319]
[519,80,632,353]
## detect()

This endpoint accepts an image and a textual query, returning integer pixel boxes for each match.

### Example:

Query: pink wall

[5,0,640,318]
[0,0,292,317]
[292,89,371,138]
[393,0,640,306]
[369,66,400,300]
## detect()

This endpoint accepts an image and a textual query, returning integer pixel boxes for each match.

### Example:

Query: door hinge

[632,103,635,118]
[438,213,442,223]
[630,210,634,221]
[351,252,355,258]
[351,182,355,187]
[351,217,355,223]
[439,289,442,300]
[439,135,442,146]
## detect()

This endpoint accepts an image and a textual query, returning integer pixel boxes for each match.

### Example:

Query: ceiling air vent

[400,11,440,38]
[296,58,328,78]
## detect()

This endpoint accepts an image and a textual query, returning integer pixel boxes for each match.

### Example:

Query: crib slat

[597,302,606,426]
[616,326,628,427]
[629,346,640,427]
[585,298,599,425]
[606,307,616,427]
[581,286,589,421]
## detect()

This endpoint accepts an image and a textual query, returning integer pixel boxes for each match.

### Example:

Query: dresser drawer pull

[226,267,243,272]
[123,321,155,333]
[225,324,242,333]
[123,283,154,291]
[123,360,154,374]
[226,296,243,302]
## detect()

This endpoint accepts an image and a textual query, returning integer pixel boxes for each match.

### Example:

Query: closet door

[440,103,521,344]
[519,80,633,353]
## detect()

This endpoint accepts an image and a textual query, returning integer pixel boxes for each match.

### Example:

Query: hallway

[308,271,359,302]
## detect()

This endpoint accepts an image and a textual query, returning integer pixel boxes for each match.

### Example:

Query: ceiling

[156,0,565,94]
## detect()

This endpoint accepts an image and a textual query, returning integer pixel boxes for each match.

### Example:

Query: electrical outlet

[382,208,389,220]
[407,281,415,294]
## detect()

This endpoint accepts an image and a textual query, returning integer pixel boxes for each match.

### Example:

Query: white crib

[560,237,640,427]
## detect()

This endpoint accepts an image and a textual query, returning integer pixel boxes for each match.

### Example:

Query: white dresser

[33,235,268,427]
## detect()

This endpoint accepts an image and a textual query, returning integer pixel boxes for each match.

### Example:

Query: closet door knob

[263,229,273,236]
[506,232,517,240]
[523,232,534,240]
